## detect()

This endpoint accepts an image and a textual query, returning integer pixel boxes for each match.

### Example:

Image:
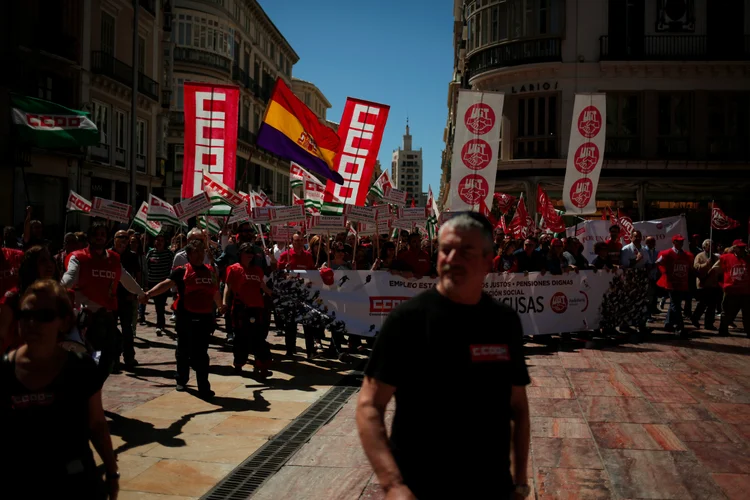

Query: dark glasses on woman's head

[18,309,60,323]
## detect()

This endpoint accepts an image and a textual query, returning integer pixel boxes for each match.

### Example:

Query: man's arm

[61,255,80,288]
[356,377,414,499]
[510,385,531,488]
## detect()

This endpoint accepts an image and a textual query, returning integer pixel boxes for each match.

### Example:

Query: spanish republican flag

[257,78,344,184]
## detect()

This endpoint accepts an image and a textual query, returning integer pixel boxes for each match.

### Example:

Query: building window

[253,111,260,132]
[136,119,147,173]
[37,76,53,101]
[175,78,185,109]
[513,93,558,159]
[174,14,231,58]
[138,36,146,73]
[706,93,749,160]
[91,100,110,162]
[467,0,563,54]
[242,103,250,129]
[606,93,640,158]
[657,93,691,158]
[115,109,127,167]
[101,11,115,55]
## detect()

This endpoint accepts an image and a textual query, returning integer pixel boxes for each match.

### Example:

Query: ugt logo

[461,139,492,170]
[577,106,602,138]
[464,103,495,135]
[458,175,489,205]
[569,178,593,209]
[573,142,600,174]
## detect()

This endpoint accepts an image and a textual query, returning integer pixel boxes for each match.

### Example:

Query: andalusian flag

[427,185,440,239]
[197,215,222,235]
[133,202,163,237]
[12,94,99,148]
[290,162,318,189]
[256,78,343,184]
[369,170,393,199]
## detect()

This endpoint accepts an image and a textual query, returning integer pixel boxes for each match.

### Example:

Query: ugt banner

[448,90,504,212]
[562,94,606,215]
[324,98,390,211]
[182,82,240,199]
[287,270,612,337]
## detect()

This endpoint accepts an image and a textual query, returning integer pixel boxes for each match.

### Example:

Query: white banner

[90,197,132,223]
[562,94,607,215]
[343,204,376,223]
[174,191,212,221]
[359,220,392,235]
[272,225,296,241]
[307,215,347,233]
[291,270,611,337]
[398,207,428,221]
[382,185,407,206]
[270,205,305,226]
[566,215,687,260]
[448,90,504,211]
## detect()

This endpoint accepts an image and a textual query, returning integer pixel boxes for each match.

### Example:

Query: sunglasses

[18,309,61,323]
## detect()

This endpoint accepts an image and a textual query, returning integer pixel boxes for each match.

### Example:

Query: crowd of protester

[0,208,747,498]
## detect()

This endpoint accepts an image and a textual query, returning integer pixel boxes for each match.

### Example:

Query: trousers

[175,312,213,390]
[232,303,270,367]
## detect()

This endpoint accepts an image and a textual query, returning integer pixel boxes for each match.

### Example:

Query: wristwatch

[514,484,531,497]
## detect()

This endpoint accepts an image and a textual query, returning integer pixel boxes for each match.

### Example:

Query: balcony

[115,147,126,167]
[605,137,641,159]
[656,137,691,159]
[139,0,156,16]
[37,32,77,62]
[136,154,146,173]
[600,35,750,61]
[173,47,231,73]
[513,137,558,159]
[91,143,110,163]
[91,51,159,101]
[707,137,750,162]
[467,38,562,80]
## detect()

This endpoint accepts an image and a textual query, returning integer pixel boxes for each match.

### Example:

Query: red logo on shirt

[470,344,510,362]
[369,297,410,315]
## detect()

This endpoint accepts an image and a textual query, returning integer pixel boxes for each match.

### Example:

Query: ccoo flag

[11,94,99,148]
[256,78,344,184]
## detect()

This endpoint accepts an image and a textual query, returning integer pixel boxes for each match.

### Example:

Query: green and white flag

[147,194,182,226]
[369,169,393,199]
[197,215,222,235]
[133,202,163,237]
[11,94,99,148]
[290,162,318,190]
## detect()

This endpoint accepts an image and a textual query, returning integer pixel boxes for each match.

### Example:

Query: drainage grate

[202,365,365,500]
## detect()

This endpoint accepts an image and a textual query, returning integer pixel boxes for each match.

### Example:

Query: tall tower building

[391,119,426,205]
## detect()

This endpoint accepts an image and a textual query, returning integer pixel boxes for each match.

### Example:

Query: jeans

[284,322,318,356]
[720,293,750,336]
[692,288,721,328]
[666,290,690,330]
[87,309,119,382]
[175,312,213,390]
[117,298,136,362]
[152,293,168,329]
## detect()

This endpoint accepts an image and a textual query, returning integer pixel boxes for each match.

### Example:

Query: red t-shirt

[396,249,432,276]
[0,248,23,296]
[605,238,623,266]
[719,253,749,295]
[178,263,219,314]
[226,263,265,308]
[278,248,315,270]
[656,249,694,291]
[70,247,121,311]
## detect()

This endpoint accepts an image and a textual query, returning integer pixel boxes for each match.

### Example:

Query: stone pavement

[99,305,359,500]
[253,326,750,500]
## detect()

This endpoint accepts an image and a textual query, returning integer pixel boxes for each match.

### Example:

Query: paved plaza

[103,306,750,499]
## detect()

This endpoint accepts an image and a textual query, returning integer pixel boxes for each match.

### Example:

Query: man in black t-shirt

[357,212,531,500]
[113,230,142,369]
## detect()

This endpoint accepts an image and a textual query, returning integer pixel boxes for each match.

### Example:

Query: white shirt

[620,242,651,269]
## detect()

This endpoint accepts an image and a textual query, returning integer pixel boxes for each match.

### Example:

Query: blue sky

[259,0,453,195]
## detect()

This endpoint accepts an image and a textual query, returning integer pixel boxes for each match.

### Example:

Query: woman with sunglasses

[0,245,58,354]
[0,280,119,499]
[223,243,274,378]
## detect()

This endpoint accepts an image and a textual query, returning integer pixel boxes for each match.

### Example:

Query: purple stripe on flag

[256,124,344,185]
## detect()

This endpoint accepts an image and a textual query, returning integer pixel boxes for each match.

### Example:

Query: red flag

[536,185,565,233]
[478,198,498,228]
[509,196,535,239]
[493,192,517,213]
[410,196,416,208]
[711,206,740,230]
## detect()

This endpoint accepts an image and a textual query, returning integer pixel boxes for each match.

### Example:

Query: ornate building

[165,0,299,205]
[442,0,750,234]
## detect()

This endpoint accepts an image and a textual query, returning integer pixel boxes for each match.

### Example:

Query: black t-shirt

[365,288,530,498]
[0,351,103,495]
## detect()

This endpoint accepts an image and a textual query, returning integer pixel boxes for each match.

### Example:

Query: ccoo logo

[369,297,410,315]
[550,292,568,313]
[464,103,495,135]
